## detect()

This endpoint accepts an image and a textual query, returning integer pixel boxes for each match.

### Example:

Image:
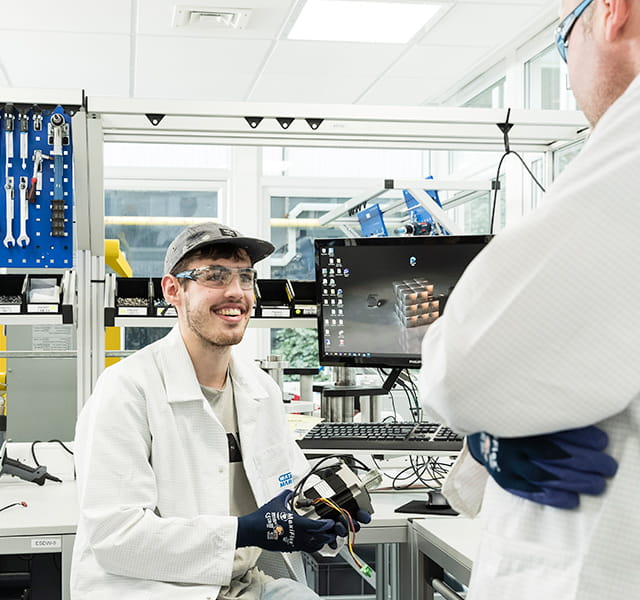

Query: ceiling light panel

[288,0,443,44]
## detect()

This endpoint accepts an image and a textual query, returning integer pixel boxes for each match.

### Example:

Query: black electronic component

[291,456,380,523]
[0,441,61,486]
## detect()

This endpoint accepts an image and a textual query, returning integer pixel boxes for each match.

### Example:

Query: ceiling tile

[135,36,272,100]
[358,76,452,106]
[249,72,373,103]
[386,44,489,81]
[137,0,296,38]
[260,40,405,76]
[419,3,543,47]
[1,31,130,96]
[0,0,131,34]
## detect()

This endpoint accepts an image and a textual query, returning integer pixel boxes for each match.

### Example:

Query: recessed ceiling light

[288,0,442,43]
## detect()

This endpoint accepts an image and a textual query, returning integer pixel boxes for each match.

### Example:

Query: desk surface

[412,516,482,572]
[0,480,78,536]
[0,482,424,539]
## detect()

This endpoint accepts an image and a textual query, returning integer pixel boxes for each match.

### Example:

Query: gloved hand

[236,490,337,553]
[466,425,618,509]
[330,509,372,549]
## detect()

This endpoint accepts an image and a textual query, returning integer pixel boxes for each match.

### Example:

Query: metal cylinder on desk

[330,366,356,422]
[320,367,387,423]
[258,355,287,400]
[359,394,383,422]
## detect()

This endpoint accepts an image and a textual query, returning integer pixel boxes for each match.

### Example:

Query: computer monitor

[315,235,492,372]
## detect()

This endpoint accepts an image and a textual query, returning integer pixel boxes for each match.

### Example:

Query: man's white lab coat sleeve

[441,445,487,518]
[75,370,236,586]
[419,180,640,437]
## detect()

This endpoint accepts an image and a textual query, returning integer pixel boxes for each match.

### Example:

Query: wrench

[50,113,64,200]
[3,177,15,248]
[19,113,29,170]
[3,106,14,162]
[16,176,29,247]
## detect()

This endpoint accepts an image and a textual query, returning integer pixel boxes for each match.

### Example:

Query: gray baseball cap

[163,222,275,274]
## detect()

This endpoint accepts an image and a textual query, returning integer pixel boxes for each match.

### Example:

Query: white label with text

[31,537,62,550]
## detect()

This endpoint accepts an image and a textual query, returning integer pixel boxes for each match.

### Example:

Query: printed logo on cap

[219,228,238,238]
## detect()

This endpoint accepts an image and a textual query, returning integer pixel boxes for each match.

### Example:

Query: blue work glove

[330,509,372,549]
[236,490,337,553]
[467,425,618,509]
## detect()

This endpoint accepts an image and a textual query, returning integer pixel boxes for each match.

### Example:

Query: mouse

[426,490,450,507]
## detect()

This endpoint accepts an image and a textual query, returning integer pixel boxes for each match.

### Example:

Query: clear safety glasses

[174,265,257,290]
[555,0,594,63]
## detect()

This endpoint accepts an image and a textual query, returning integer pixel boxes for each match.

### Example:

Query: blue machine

[401,175,448,236]
[357,203,388,237]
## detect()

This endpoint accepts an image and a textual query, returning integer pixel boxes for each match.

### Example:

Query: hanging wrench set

[0,104,74,269]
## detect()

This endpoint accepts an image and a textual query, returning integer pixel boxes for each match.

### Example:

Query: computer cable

[30,439,73,467]
[30,438,75,481]
[372,454,453,491]
[490,108,546,234]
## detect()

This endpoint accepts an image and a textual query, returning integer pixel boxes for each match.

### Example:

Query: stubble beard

[185,301,248,349]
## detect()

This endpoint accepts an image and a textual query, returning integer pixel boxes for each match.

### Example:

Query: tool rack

[0,103,76,269]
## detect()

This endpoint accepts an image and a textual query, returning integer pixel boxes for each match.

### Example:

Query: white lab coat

[71,326,310,600]
[419,73,640,599]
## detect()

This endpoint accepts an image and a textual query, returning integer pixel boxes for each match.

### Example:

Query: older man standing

[419,0,640,598]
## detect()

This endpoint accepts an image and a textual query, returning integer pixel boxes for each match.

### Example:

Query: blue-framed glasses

[555,0,594,62]
[174,265,257,290]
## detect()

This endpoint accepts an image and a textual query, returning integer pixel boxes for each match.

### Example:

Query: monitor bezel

[314,234,492,369]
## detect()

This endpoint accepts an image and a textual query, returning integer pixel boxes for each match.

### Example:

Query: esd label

[31,537,62,549]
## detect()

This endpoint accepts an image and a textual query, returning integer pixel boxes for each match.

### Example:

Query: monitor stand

[317,366,387,422]
[381,368,403,393]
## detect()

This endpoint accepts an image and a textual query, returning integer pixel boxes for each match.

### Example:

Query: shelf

[111,316,317,328]
[0,314,67,325]
[283,401,315,414]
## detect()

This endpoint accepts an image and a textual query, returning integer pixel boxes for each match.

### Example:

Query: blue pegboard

[0,104,74,269]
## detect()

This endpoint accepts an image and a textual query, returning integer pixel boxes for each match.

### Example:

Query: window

[263,146,430,178]
[104,189,219,277]
[270,195,346,280]
[553,139,585,178]
[527,158,544,212]
[525,45,576,110]
[103,142,229,351]
[464,78,505,108]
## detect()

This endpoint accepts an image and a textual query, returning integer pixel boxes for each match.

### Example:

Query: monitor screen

[315,235,492,369]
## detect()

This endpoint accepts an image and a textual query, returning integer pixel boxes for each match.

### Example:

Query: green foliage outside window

[272,328,331,381]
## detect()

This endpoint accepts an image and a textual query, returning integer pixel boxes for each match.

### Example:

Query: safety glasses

[555,0,594,63]
[174,265,257,290]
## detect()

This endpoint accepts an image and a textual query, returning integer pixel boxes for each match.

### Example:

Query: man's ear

[161,274,181,307]
[603,0,631,41]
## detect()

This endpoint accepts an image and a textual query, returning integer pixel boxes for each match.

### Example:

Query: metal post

[299,374,313,404]
[333,366,356,423]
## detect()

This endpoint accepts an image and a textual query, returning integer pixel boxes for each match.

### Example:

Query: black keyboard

[297,421,463,453]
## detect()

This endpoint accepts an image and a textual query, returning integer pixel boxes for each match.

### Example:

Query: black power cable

[490,108,546,234]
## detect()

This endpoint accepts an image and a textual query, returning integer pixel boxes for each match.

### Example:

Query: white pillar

[228,146,270,362]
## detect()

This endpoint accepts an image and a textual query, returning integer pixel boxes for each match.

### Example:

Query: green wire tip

[360,565,373,577]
